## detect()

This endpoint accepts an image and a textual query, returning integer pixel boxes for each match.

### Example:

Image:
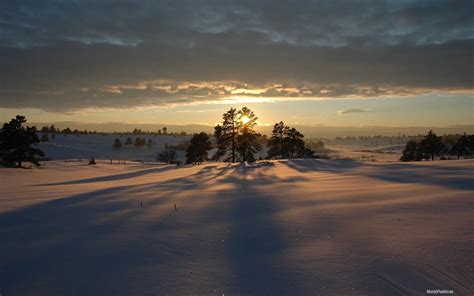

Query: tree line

[112,137,154,149]
[401,130,474,161]
[38,125,189,136]
[2,113,473,168]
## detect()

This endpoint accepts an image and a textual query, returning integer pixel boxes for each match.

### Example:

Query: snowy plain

[37,133,191,162]
[35,133,404,164]
[0,157,473,295]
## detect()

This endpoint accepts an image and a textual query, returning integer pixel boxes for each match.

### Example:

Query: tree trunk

[431,153,434,161]
[17,149,22,167]
[232,126,235,163]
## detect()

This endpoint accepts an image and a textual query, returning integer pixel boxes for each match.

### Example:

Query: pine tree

[112,138,122,149]
[221,108,239,162]
[450,133,474,159]
[0,115,45,167]
[419,130,444,161]
[267,121,288,159]
[400,140,418,161]
[236,107,261,162]
[283,127,305,158]
[157,147,177,164]
[186,132,212,164]
[134,137,146,148]
[213,124,228,160]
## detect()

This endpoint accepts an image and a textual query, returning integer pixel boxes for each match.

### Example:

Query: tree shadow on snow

[282,159,474,191]
[0,182,187,295]
[210,169,312,295]
[37,165,178,186]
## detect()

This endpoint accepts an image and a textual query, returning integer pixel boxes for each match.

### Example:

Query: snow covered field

[37,134,191,162]
[36,134,404,163]
[0,159,473,295]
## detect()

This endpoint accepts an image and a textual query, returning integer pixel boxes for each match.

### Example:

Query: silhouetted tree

[186,132,212,164]
[162,127,168,135]
[283,127,306,158]
[40,134,49,142]
[221,108,239,162]
[236,107,261,162]
[400,131,446,161]
[0,115,45,167]
[157,146,177,164]
[112,138,122,149]
[451,133,474,159]
[124,137,133,146]
[267,121,288,159]
[147,139,153,148]
[134,137,146,148]
[400,140,419,161]
[213,124,228,160]
[419,130,444,161]
[267,122,310,159]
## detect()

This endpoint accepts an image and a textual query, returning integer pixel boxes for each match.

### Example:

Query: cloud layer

[0,0,472,111]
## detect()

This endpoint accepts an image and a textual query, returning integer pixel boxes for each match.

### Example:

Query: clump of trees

[112,138,122,149]
[450,133,474,159]
[267,121,314,159]
[186,132,212,164]
[157,144,178,164]
[124,137,133,146]
[0,115,45,167]
[213,107,262,163]
[113,137,155,150]
[401,130,474,161]
[134,137,147,148]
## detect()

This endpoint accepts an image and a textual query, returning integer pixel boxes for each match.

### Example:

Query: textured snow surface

[0,159,473,295]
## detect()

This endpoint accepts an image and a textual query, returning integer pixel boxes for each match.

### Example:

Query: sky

[0,0,473,128]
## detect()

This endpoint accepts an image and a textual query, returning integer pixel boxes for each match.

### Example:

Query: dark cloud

[0,0,472,111]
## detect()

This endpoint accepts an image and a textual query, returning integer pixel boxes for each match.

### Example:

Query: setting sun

[240,115,250,124]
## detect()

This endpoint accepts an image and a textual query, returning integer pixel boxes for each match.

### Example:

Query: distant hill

[30,121,474,138]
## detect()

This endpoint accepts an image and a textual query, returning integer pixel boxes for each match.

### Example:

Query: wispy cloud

[175,108,222,113]
[337,108,370,115]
